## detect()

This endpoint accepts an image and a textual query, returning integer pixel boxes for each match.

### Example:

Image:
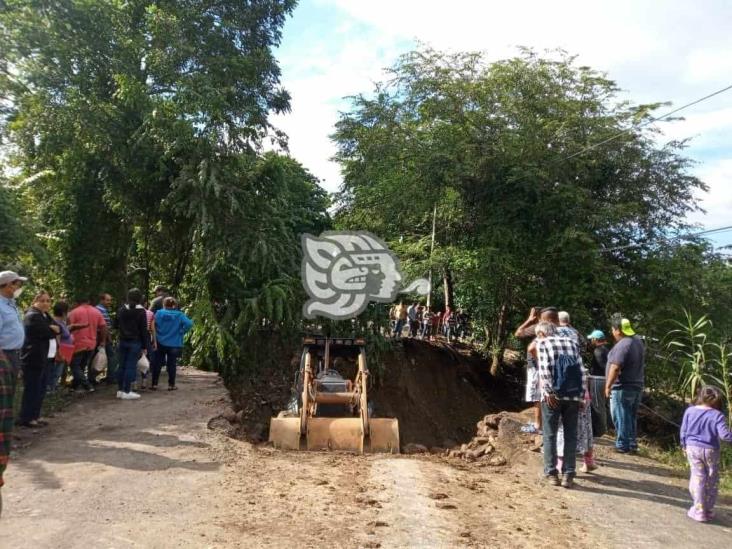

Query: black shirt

[590,344,609,376]
[21,307,57,369]
[114,305,150,348]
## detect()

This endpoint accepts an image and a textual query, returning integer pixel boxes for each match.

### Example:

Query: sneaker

[580,463,598,473]
[168,385,177,391]
[120,392,141,400]
[116,391,123,399]
[545,474,560,486]
[561,475,575,488]
[614,447,629,454]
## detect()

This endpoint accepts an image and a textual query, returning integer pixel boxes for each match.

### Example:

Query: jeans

[542,400,580,476]
[70,350,93,389]
[45,359,64,392]
[610,387,642,451]
[117,340,142,394]
[393,319,405,337]
[19,362,48,423]
[152,345,181,387]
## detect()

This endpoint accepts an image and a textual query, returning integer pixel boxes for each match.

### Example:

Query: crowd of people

[515,305,732,522]
[389,302,469,342]
[0,271,194,499]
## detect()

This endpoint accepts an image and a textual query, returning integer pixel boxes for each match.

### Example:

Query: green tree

[333,48,717,373]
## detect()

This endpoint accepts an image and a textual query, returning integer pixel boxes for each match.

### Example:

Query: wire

[562,83,732,161]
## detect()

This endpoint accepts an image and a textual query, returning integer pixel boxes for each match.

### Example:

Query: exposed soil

[227,337,523,449]
[3,366,732,548]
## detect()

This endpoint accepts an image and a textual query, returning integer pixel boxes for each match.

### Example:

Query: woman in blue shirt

[151,297,193,391]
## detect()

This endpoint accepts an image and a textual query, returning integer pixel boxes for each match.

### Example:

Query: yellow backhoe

[269,337,399,453]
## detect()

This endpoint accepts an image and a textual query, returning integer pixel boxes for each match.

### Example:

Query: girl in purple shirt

[680,385,732,522]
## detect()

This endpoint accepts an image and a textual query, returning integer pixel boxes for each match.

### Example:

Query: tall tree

[333,48,716,372]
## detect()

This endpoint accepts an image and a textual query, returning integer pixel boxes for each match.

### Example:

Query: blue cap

[587,329,605,340]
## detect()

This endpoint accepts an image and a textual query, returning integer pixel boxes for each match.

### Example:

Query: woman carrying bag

[114,289,150,400]
[18,291,60,427]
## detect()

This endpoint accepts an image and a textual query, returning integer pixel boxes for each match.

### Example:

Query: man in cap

[0,270,27,511]
[0,270,27,376]
[605,314,645,453]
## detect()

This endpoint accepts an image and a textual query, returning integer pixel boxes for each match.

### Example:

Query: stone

[403,443,429,455]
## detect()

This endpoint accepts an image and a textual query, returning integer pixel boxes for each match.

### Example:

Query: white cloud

[688,158,732,231]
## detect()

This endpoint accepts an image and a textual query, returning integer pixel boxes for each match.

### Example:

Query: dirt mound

[371,339,521,448]
[224,337,523,449]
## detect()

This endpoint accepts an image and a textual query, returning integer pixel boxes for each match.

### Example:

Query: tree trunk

[489,302,509,377]
[442,267,454,310]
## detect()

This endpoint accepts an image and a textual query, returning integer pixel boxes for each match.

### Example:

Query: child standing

[680,386,732,522]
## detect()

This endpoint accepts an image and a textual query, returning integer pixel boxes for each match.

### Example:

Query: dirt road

[3,369,731,548]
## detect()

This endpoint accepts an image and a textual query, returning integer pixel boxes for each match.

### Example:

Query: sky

[271,0,732,248]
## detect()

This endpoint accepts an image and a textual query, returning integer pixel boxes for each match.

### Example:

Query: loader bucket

[306,418,364,453]
[367,419,400,454]
[268,417,302,450]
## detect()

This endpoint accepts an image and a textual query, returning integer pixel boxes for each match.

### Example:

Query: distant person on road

[536,320,587,489]
[149,285,169,314]
[151,297,193,391]
[114,288,150,400]
[18,291,60,428]
[421,307,433,340]
[392,302,407,339]
[680,386,732,522]
[605,314,645,454]
[407,302,419,338]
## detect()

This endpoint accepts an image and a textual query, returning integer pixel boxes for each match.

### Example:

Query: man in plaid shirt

[535,320,588,488]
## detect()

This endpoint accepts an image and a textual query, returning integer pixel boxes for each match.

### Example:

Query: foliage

[0,1,335,384]
[332,47,730,368]
[664,311,713,401]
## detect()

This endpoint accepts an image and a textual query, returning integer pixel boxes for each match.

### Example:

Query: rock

[221,408,237,423]
[487,455,507,466]
[428,492,449,500]
[497,417,523,440]
[460,443,468,453]
[484,413,504,430]
[476,425,492,437]
[442,438,458,448]
[429,447,444,455]
[448,449,462,458]
[234,410,245,424]
[403,443,428,454]
[473,436,491,444]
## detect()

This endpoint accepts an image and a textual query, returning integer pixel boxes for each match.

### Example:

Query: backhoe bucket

[268,417,302,450]
[367,419,400,454]
[306,418,364,453]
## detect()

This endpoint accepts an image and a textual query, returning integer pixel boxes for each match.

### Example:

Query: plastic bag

[137,354,150,374]
[91,346,108,373]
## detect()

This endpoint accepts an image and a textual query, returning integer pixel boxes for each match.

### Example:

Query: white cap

[0,271,28,286]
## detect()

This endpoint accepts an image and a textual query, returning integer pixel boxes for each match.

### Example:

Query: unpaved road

[2,369,731,548]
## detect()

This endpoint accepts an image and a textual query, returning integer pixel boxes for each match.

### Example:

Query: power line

[595,225,732,255]
[562,83,732,162]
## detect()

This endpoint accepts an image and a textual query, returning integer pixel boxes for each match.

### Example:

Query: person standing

[515,307,542,434]
[586,329,610,438]
[17,291,60,427]
[680,386,732,522]
[114,289,150,400]
[68,297,106,392]
[149,285,169,314]
[587,330,610,376]
[392,302,407,338]
[558,311,586,350]
[407,302,419,338]
[96,293,117,384]
[604,315,645,454]
[0,271,27,381]
[0,350,14,514]
[536,320,587,488]
[151,297,193,391]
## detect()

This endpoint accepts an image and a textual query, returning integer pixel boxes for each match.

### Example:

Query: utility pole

[426,203,437,309]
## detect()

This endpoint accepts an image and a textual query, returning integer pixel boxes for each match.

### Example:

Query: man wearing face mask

[0,271,28,379]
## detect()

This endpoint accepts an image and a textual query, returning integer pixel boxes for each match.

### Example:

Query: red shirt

[68,304,105,352]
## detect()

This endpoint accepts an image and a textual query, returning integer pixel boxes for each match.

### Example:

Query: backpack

[552,352,583,398]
